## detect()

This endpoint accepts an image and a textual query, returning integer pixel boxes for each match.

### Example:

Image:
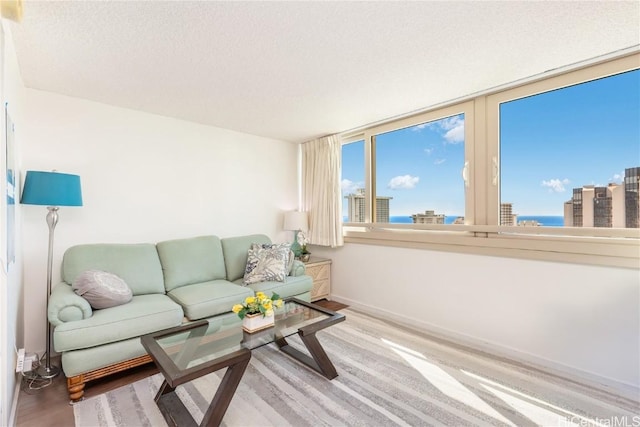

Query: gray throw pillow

[72,270,133,309]
[243,243,292,285]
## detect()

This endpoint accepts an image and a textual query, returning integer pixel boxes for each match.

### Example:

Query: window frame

[486,53,640,231]
[364,101,475,226]
[341,52,640,269]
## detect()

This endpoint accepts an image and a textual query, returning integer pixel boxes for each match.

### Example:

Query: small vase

[242,313,275,333]
[300,253,311,262]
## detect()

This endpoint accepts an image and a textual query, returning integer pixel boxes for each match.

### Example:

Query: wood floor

[15,299,348,427]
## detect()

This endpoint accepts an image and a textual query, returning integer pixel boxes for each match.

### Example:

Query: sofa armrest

[48,282,93,326]
[290,260,307,277]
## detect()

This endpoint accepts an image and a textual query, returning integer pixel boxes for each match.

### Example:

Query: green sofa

[46,234,312,401]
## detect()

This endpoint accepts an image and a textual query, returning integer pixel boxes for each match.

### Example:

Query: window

[341,53,638,268]
[341,139,365,222]
[344,102,475,227]
[499,69,639,229]
[373,114,466,224]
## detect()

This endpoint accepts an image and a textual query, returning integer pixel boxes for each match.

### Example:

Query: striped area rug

[74,309,638,426]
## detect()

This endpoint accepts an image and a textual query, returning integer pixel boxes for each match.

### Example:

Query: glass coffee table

[141,298,345,427]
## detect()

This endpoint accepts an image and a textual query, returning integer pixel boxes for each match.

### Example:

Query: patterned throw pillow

[72,270,133,309]
[243,243,293,285]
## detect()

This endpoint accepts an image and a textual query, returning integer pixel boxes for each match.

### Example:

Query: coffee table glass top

[153,323,244,372]
[242,299,336,350]
[146,298,343,376]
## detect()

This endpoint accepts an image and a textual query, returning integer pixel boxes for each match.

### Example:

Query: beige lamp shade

[284,211,308,231]
[1,0,23,22]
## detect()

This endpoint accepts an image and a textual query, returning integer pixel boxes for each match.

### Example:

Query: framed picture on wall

[3,103,16,271]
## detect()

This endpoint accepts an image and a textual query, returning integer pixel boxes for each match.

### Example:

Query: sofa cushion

[72,270,133,309]
[243,243,292,285]
[62,244,165,295]
[221,234,271,282]
[167,280,254,320]
[53,294,183,352]
[157,236,227,292]
[233,274,313,300]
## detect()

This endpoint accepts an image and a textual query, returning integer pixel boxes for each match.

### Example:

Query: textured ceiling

[8,1,640,143]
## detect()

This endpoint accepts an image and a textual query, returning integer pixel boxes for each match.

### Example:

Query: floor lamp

[21,170,83,379]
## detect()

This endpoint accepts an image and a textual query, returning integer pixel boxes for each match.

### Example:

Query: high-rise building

[610,183,626,228]
[593,186,612,227]
[345,189,365,223]
[625,166,640,228]
[563,201,574,226]
[564,167,639,228]
[344,188,393,222]
[570,187,584,226]
[411,210,445,224]
[500,203,517,226]
[375,196,392,223]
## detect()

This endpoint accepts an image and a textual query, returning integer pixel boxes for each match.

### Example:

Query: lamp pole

[35,206,60,379]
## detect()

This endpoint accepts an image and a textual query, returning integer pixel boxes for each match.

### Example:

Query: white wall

[19,90,299,354]
[311,243,640,399]
[1,23,25,427]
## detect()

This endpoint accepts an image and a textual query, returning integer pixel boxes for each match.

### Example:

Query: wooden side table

[304,257,331,301]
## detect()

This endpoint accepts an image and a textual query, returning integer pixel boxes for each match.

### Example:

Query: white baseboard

[331,294,640,402]
[8,374,20,427]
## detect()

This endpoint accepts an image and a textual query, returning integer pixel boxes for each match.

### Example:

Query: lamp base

[36,364,60,379]
[291,230,302,257]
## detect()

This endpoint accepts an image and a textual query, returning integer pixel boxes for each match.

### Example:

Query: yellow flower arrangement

[232,292,283,319]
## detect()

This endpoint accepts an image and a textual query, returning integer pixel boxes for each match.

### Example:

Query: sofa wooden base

[67,354,153,402]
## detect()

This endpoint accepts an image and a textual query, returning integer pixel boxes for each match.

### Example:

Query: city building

[411,210,445,224]
[564,167,639,228]
[500,203,518,226]
[344,188,393,222]
[625,167,640,228]
[452,216,466,225]
[563,200,574,227]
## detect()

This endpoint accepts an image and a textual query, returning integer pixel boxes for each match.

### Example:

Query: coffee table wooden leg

[200,353,251,427]
[276,333,338,380]
[300,332,338,379]
[155,379,175,402]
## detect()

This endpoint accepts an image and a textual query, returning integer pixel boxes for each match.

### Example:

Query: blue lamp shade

[21,171,83,207]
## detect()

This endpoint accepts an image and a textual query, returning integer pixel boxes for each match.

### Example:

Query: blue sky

[501,69,640,215]
[342,69,640,217]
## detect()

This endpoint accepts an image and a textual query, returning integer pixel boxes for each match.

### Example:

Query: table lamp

[284,211,308,257]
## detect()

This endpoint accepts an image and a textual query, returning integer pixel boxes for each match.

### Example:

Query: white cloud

[610,170,625,183]
[414,115,465,143]
[434,158,446,165]
[424,148,434,155]
[412,115,464,143]
[341,179,362,194]
[443,125,464,143]
[439,116,463,131]
[541,178,570,193]
[388,175,419,190]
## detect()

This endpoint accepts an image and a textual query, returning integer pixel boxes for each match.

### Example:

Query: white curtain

[301,135,344,247]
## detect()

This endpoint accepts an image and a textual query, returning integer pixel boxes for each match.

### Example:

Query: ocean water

[391,215,565,226]
[345,215,565,226]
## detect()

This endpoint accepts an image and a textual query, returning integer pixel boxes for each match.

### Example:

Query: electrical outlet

[15,348,25,373]
[23,354,38,372]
